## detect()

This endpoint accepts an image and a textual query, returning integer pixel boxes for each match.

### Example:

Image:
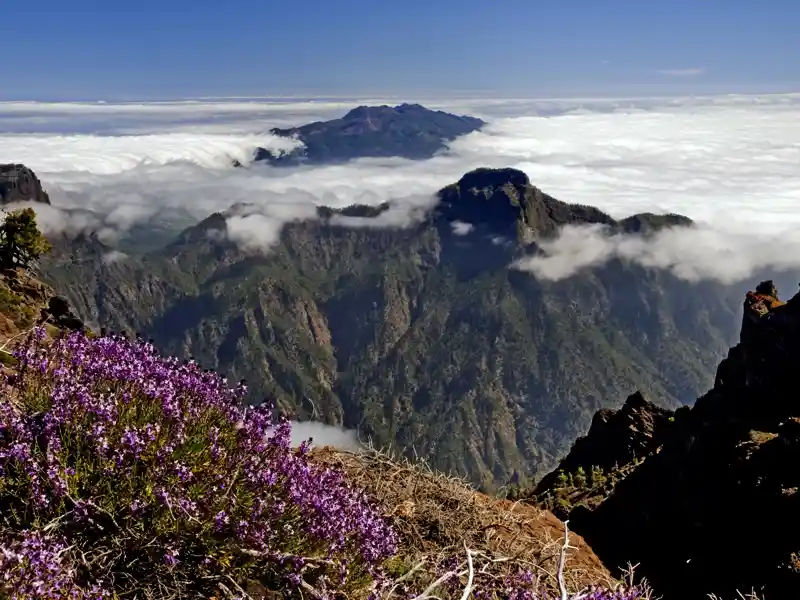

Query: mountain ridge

[27,163,746,490]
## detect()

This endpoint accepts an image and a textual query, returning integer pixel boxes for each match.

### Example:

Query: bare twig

[458,543,476,600]
[558,520,570,600]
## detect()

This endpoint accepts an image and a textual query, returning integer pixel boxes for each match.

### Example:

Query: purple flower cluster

[0,329,397,597]
[0,530,108,599]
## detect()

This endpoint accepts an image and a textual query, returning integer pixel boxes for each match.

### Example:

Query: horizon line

[2,88,800,106]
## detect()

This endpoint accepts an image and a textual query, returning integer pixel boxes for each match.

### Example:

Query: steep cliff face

[554,281,800,599]
[0,164,51,205]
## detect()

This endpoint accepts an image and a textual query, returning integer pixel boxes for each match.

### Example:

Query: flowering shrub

[0,328,650,599]
[0,329,396,598]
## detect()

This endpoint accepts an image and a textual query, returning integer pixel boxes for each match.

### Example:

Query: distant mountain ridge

[253,103,485,165]
[35,164,745,489]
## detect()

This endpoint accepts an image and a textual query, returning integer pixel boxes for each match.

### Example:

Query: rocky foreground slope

[534,281,800,599]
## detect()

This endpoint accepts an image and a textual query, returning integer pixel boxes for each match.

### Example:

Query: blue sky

[3,0,798,99]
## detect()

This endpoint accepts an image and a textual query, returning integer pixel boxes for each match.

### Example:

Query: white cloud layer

[2,94,800,284]
[0,132,301,173]
[515,223,800,284]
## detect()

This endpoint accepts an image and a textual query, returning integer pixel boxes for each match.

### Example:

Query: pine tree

[0,208,52,274]
[590,465,606,487]
[556,470,568,488]
[574,466,587,489]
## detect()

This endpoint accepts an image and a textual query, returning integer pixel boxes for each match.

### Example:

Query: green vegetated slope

[40,167,743,489]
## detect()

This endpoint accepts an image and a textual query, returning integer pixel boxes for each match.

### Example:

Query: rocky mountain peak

[456,166,532,190]
[0,164,51,205]
[434,167,533,239]
[434,167,615,243]
[435,167,697,247]
[617,212,694,234]
[534,391,674,495]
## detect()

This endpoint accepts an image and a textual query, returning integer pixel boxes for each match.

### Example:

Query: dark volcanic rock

[0,164,51,205]
[435,167,612,243]
[42,295,85,331]
[558,283,800,599]
[534,391,675,495]
[253,103,485,166]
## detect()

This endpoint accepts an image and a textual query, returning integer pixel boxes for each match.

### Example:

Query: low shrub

[0,329,396,598]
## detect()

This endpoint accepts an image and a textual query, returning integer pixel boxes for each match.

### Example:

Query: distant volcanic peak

[395,102,426,112]
[435,168,697,248]
[255,103,485,165]
[0,163,51,205]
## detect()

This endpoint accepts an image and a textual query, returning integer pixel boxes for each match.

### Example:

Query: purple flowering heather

[0,529,109,599]
[0,329,397,597]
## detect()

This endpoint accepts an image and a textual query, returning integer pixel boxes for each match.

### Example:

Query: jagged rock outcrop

[0,164,51,205]
[551,280,800,599]
[534,391,675,495]
[41,296,85,331]
[253,103,485,165]
[435,168,611,244]
[435,167,693,244]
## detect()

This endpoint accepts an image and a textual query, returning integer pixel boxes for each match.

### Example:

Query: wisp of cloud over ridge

[2,94,800,284]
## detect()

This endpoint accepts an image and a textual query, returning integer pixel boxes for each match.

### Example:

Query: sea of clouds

[2,93,800,283]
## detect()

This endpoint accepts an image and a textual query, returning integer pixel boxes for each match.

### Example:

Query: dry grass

[313,446,620,597]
